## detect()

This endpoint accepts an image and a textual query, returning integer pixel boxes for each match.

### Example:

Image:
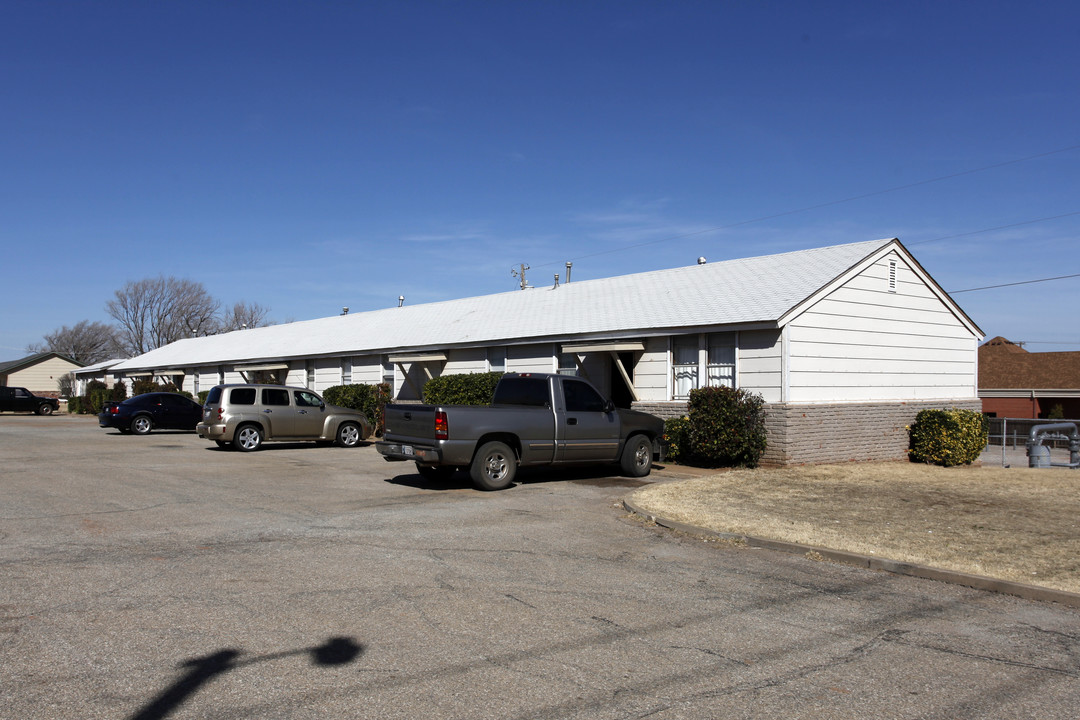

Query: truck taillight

[435,411,449,441]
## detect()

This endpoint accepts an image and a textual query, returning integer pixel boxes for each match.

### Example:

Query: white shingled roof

[112,238,903,371]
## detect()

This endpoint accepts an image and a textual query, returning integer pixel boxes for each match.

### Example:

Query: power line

[908,210,1080,245]
[950,272,1080,294]
[530,142,1080,269]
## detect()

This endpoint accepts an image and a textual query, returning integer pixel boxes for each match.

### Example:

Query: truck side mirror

[604,400,615,413]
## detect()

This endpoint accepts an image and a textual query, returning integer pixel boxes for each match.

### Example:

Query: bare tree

[26,320,123,364]
[219,301,274,333]
[107,276,220,355]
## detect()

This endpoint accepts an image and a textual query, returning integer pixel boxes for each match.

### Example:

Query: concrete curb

[622,498,1080,609]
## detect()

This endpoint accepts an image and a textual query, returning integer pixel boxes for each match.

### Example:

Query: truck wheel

[131,415,153,435]
[36,404,54,416]
[470,441,516,491]
[416,464,456,483]
[335,422,362,448]
[620,435,653,477]
[234,424,264,452]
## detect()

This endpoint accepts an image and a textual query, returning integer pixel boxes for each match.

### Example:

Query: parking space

[3,414,1080,719]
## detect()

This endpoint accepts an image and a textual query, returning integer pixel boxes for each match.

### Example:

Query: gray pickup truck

[376,372,665,490]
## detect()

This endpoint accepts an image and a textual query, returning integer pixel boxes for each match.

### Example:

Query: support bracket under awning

[560,341,644,403]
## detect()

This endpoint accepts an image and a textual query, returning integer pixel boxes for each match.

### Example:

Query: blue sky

[2,0,1078,357]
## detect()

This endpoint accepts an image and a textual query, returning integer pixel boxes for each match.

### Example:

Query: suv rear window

[229,388,257,405]
[493,377,549,407]
[206,387,223,404]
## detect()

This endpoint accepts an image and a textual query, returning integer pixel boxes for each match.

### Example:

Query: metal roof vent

[697,257,707,265]
[398,296,405,307]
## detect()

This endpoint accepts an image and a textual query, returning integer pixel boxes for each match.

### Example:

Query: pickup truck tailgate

[383,404,438,442]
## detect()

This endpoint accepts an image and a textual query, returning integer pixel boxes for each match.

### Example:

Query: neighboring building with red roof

[979,337,1080,419]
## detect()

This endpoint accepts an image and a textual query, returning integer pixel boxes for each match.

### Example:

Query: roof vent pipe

[565,261,572,283]
[697,257,707,265]
[398,296,405,307]
[553,274,560,288]
[342,307,349,315]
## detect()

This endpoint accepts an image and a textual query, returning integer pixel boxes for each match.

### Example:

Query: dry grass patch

[631,463,1080,594]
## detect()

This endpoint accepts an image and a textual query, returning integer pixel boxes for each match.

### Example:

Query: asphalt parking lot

[3,414,1079,719]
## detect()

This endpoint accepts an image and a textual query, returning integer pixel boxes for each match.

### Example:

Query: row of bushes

[322,383,393,436]
[66,379,192,415]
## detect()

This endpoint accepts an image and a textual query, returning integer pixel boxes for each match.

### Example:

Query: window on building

[557,353,578,376]
[707,333,735,388]
[672,335,700,399]
[306,360,316,389]
[488,346,507,373]
[341,358,352,384]
[673,332,737,399]
[382,356,394,385]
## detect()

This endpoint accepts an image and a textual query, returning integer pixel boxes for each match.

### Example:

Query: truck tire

[36,403,54,416]
[470,441,517,491]
[620,435,654,477]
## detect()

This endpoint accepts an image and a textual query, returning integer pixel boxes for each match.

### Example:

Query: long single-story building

[111,238,983,465]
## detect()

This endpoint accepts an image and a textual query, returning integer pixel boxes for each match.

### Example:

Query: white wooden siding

[786,252,978,402]
[633,337,669,402]
[445,348,487,374]
[507,344,556,374]
[738,329,783,403]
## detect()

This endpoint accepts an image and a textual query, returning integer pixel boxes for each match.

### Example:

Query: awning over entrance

[560,341,645,403]
[560,341,645,354]
[233,363,290,372]
[389,353,449,399]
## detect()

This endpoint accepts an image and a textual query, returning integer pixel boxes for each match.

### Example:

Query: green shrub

[908,408,988,466]
[86,387,110,414]
[67,396,83,414]
[323,383,392,436]
[662,416,691,463]
[133,379,161,395]
[109,383,128,402]
[422,372,503,406]
[198,390,210,405]
[684,386,767,468]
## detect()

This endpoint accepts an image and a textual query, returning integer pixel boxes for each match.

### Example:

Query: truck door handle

[263,409,272,413]
[567,418,578,425]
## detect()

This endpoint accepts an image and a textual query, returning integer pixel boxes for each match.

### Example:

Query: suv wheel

[335,422,361,448]
[235,424,264,452]
[36,403,54,416]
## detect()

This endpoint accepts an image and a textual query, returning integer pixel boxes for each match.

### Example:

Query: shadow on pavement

[128,636,363,720]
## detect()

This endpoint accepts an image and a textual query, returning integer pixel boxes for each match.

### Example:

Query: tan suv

[196,384,372,452]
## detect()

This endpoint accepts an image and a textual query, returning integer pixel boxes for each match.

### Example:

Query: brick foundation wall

[760,399,984,466]
[630,401,688,420]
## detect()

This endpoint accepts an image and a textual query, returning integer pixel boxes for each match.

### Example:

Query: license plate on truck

[402,445,414,456]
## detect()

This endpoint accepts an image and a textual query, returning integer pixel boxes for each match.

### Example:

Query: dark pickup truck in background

[0,387,60,415]
[376,372,665,490]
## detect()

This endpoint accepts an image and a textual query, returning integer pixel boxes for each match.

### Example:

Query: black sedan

[98,392,204,435]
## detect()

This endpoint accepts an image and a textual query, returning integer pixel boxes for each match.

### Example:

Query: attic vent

[888,260,897,293]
